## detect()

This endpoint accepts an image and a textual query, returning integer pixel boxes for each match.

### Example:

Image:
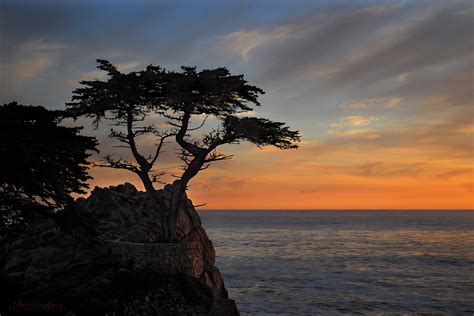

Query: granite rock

[0,183,238,315]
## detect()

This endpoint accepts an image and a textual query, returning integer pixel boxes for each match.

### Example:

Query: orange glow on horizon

[84,138,473,210]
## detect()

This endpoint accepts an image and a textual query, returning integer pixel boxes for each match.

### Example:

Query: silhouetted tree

[0,102,98,232]
[163,67,300,240]
[67,60,173,192]
[68,60,300,241]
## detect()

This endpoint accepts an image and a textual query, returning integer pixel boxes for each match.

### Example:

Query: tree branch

[109,128,130,144]
[175,111,206,156]
[149,132,175,165]
[188,115,208,131]
[125,107,152,172]
[93,155,140,173]
[151,172,166,184]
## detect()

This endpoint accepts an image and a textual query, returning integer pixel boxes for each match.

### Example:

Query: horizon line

[198,209,474,211]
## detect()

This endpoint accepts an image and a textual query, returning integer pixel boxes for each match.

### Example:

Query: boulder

[0,183,239,315]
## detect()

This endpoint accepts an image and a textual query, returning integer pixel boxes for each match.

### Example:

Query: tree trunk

[168,181,186,242]
[167,159,202,242]
[138,172,155,193]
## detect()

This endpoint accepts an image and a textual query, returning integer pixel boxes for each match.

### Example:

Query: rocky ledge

[0,183,238,315]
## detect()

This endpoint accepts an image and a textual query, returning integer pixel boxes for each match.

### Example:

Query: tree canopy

[67,60,300,241]
[0,102,98,230]
[67,59,172,192]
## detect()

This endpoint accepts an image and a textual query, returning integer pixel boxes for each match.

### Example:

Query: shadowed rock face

[0,183,238,315]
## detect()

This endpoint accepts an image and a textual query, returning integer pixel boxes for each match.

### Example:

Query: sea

[199,210,474,315]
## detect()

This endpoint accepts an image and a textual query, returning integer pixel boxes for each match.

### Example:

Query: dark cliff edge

[0,183,239,315]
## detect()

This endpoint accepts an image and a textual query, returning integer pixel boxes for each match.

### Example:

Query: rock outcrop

[0,183,238,315]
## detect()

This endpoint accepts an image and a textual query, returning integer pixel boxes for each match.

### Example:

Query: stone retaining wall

[106,241,203,278]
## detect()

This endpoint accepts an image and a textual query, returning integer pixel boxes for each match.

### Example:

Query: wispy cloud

[1,38,64,88]
[328,115,381,137]
[323,4,474,88]
[216,28,289,62]
[354,161,425,178]
[436,168,473,179]
[332,116,380,127]
[345,97,400,109]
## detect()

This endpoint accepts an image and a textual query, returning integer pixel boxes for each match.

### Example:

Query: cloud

[345,97,400,109]
[397,73,408,82]
[413,70,473,110]
[7,56,55,86]
[216,28,289,62]
[315,116,473,160]
[328,115,380,137]
[354,162,425,178]
[324,4,473,88]
[347,116,379,127]
[261,5,399,80]
[215,2,472,102]
[209,1,472,140]
[437,168,473,179]
[1,38,64,88]
[328,129,382,138]
[193,176,249,191]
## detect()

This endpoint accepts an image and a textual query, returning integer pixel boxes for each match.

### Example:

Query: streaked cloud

[323,5,473,88]
[330,116,380,128]
[216,28,289,62]
[345,97,400,109]
[328,115,381,138]
[354,162,425,178]
[437,168,473,179]
[1,38,64,88]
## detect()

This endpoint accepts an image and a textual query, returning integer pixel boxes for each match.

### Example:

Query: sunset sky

[1,0,473,209]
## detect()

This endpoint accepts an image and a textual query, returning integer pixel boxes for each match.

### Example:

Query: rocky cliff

[0,183,238,315]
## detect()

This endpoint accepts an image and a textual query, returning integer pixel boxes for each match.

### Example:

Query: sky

[1,0,473,209]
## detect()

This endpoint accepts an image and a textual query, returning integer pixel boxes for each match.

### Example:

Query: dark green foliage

[0,102,98,228]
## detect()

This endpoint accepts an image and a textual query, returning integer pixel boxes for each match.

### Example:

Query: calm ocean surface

[199,210,474,315]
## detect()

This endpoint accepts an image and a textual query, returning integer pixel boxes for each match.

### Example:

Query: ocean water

[199,210,474,315]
